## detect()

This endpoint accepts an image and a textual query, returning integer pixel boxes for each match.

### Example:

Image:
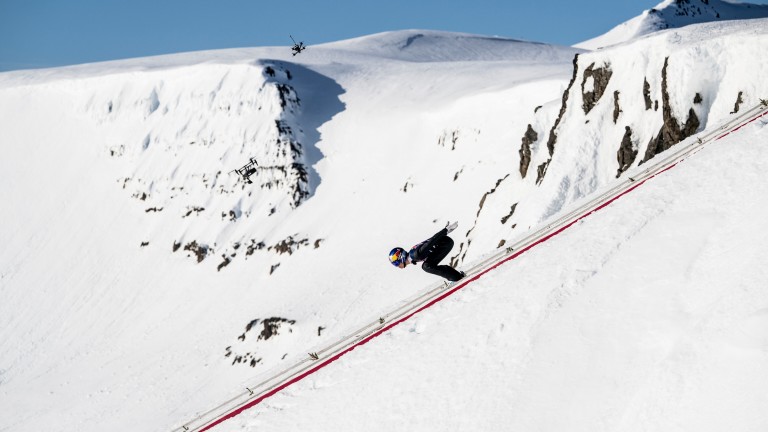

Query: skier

[389,221,466,282]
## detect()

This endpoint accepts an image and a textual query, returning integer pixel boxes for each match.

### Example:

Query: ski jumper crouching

[389,222,465,282]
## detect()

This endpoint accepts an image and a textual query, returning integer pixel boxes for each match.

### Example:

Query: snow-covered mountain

[576,0,768,50]
[1,16,767,432]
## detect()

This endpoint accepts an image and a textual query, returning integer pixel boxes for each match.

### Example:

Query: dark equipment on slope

[234,157,259,184]
[290,35,306,56]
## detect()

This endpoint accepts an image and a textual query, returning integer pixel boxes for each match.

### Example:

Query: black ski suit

[408,228,464,282]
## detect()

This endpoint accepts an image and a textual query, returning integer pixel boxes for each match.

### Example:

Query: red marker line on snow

[195,107,767,432]
[715,107,767,140]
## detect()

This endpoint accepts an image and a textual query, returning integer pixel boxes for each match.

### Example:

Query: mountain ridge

[575,0,768,50]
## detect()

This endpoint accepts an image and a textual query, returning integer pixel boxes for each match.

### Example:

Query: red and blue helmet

[389,247,407,267]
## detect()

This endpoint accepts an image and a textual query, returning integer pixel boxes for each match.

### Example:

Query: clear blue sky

[0,0,763,72]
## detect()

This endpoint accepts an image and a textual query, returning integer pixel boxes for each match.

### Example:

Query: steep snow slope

[576,0,768,50]
[462,18,768,263]
[218,107,768,432]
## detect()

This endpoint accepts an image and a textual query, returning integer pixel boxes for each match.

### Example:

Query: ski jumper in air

[389,221,465,282]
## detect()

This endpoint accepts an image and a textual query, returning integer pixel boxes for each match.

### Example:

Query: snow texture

[1,16,767,432]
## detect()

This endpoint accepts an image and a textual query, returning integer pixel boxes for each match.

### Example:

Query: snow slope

[218,111,768,432]
[576,0,768,50]
[0,20,767,432]
[0,30,578,431]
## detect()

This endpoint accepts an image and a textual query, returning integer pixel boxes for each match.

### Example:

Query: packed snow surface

[216,110,768,432]
[0,17,767,432]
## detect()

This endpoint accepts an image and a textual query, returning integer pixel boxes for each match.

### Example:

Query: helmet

[389,247,407,267]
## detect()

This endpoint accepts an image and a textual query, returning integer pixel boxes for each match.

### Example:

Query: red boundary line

[196,108,767,432]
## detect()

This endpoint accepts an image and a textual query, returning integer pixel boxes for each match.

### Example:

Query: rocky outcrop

[581,62,613,115]
[500,203,518,225]
[641,57,700,164]
[616,126,638,178]
[613,91,622,123]
[182,241,209,263]
[547,54,580,158]
[226,317,298,368]
[269,235,310,255]
[539,54,580,185]
[452,175,510,266]
[731,91,744,114]
[535,160,549,185]
[643,78,653,110]
[518,124,537,178]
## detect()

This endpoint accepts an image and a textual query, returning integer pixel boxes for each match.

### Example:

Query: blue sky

[0,0,764,71]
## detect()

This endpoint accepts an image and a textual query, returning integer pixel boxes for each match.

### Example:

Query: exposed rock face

[519,124,538,178]
[269,235,310,255]
[616,126,638,178]
[183,241,209,263]
[500,203,518,225]
[613,91,622,123]
[226,317,298,368]
[641,57,700,164]
[535,160,549,185]
[452,175,510,266]
[581,62,613,115]
[643,78,653,110]
[539,54,580,184]
[547,54,581,158]
[263,118,310,209]
[102,62,336,274]
[731,91,744,114]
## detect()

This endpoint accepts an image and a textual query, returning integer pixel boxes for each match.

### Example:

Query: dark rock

[245,240,266,257]
[437,130,460,150]
[547,54,580,158]
[616,126,638,178]
[217,256,231,272]
[276,83,300,108]
[536,160,550,185]
[183,206,204,218]
[476,175,509,218]
[581,62,613,115]
[643,78,653,110]
[183,241,209,263]
[641,57,700,164]
[519,124,538,178]
[613,91,622,123]
[269,236,309,255]
[501,203,518,225]
[731,91,744,114]
[258,317,297,341]
[270,263,280,274]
